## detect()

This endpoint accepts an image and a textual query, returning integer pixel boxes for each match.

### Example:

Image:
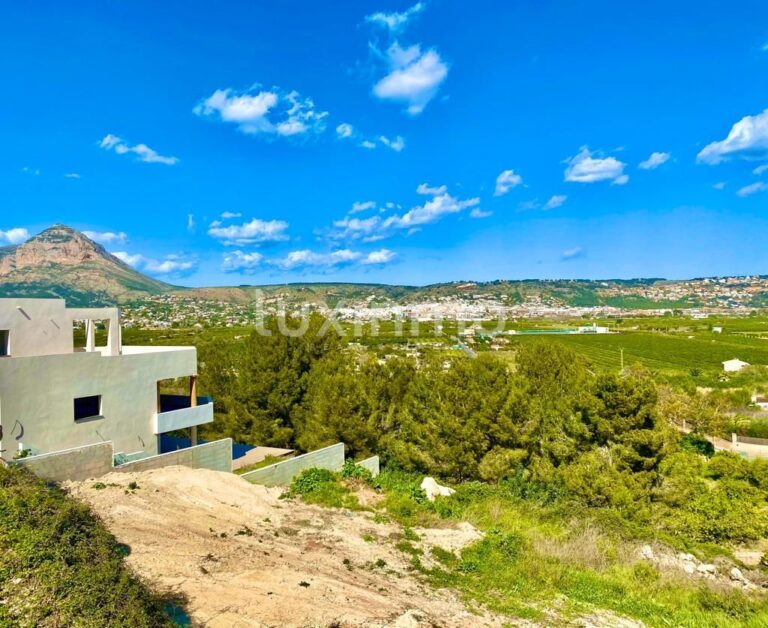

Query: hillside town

[120,275,768,329]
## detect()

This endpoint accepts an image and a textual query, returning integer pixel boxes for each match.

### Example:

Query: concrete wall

[0,346,200,458]
[356,455,380,477]
[241,443,345,487]
[154,401,214,433]
[11,438,233,481]
[10,442,113,482]
[0,299,74,358]
[114,438,232,474]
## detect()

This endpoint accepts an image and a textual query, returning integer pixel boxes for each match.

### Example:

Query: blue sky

[2,1,768,286]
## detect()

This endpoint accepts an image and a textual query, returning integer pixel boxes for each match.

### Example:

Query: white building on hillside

[722,358,750,373]
[0,298,213,462]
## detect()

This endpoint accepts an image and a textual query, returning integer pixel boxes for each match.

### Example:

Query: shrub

[340,460,374,483]
[679,433,714,457]
[0,465,179,626]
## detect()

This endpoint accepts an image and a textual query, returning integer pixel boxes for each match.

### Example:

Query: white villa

[0,298,213,463]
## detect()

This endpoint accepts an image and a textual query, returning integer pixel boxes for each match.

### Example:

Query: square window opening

[74,395,102,422]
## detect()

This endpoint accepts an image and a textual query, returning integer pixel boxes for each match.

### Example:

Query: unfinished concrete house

[0,298,223,478]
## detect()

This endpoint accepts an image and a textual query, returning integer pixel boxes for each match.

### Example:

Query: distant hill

[0,225,171,305]
[0,224,763,309]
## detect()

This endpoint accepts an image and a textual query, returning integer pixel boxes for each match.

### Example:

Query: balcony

[153,394,214,434]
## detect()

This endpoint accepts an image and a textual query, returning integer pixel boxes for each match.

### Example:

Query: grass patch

[287,467,363,510]
[0,465,182,626]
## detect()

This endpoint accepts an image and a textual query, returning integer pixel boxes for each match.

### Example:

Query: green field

[508,331,768,373]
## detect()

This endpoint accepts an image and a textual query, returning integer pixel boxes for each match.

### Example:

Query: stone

[420,477,456,502]
[733,549,763,567]
[682,562,696,575]
[640,545,654,560]
[696,563,716,575]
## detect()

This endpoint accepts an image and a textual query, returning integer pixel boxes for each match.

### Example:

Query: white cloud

[113,251,196,276]
[379,135,406,152]
[366,2,425,31]
[638,151,671,170]
[416,183,447,195]
[208,218,290,246]
[21,167,40,175]
[99,134,178,165]
[350,201,376,214]
[222,250,264,274]
[272,249,362,270]
[64,172,81,179]
[113,251,143,267]
[187,214,196,233]
[83,230,128,245]
[470,208,492,219]
[325,184,477,243]
[0,227,30,245]
[381,185,479,231]
[329,215,382,241]
[361,249,396,265]
[561,246,585,261]
[753,164,768,175]
[713,181,727,190]
[336,123,354,138]
[494,169,523,196]
[697,109,768,164]
[373,43,448,115]
[220,211,242,219]
[338,123,406,152]
[194,87,327,137]
[543,195,567,210]
[737,181,768,197]
[564,147,628,184]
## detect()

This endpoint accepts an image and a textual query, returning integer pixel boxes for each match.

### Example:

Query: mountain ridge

[0,225,766,308]
[0,225,172,305]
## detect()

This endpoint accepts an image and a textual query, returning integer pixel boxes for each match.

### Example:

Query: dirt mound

[65,466,509,627]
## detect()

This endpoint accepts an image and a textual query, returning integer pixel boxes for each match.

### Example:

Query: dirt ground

[65,466,513,627]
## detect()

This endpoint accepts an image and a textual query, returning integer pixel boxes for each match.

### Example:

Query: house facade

[0,298,213,462]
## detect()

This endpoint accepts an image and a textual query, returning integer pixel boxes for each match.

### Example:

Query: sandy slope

[65,466,511,627]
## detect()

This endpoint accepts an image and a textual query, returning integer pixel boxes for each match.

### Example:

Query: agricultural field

[112,315,768,389]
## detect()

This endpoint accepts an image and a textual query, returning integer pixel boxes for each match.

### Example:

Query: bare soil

[65,466,511,627]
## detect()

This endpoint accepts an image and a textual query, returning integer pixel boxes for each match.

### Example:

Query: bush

[0,465,179,626]
[679,433,714,457]
[287,467,361,510]
[288,468,336,496]
[340,460,374,483]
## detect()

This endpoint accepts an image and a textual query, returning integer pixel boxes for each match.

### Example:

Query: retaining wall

[241,442,345,487]
[9,438,233,482]
[356,455,380,477]
[10,442,113,482]
[114,438,232,473]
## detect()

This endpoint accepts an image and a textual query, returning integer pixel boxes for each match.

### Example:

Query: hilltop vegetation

[0,464,180,626]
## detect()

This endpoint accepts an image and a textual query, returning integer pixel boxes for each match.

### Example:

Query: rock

[640,545,654,560]
[420,477,455,502]
[678,552,696,562]
[392,610,421,627]
[682,562,696,575]
[733,549,763,567]
[696,563,716,575]
[729,567,750,586]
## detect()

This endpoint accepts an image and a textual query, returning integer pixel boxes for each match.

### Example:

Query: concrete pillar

[85,320,95,352]
[190,376,198,446]
[107,310,122,356]
[732,433,738,445]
